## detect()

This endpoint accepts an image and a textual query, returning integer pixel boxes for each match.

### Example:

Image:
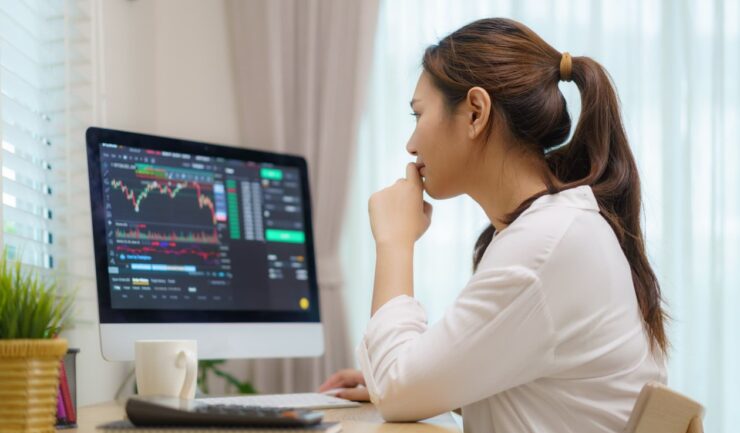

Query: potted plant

[198,359,258,395]
[0,250,72,433]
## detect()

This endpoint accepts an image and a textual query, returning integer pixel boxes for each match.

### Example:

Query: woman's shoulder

[477,186,604,275]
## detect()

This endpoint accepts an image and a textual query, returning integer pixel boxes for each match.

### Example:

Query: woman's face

[406,72,476,199]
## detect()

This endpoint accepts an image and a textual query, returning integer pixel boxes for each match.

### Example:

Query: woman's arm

[357,266,556,422]
[362,164,556,421]
[367,163,431,315]
[372,241,414,315]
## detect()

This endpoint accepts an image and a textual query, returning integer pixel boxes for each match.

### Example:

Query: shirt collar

[490,185,599,242]
[521,185,600,216]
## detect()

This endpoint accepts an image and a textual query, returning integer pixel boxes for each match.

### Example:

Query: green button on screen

[260,168,283,180]
[265,229,305,243]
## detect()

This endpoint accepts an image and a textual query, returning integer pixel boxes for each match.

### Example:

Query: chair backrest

[624,381,705,433]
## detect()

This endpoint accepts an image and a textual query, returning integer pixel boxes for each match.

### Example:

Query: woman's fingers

[405,162,422,187]
[317,373,343,392]
[336,386,370,402]
[318,369,365,392]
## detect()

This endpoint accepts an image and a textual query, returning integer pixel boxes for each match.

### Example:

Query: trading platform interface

[99,143,312,312]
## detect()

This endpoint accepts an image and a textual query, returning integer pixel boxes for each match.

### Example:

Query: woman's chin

[422,180,440,199]
[423,180,460,200]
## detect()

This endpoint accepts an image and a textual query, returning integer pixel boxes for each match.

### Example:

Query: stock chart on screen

[99,143,311,312]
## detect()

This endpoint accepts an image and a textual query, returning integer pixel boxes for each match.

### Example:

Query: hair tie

[559,52,572,82]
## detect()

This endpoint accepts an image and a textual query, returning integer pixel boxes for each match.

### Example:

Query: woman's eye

[410,112,420,121]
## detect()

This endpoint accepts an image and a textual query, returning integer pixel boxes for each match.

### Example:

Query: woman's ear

[465,87,492,140]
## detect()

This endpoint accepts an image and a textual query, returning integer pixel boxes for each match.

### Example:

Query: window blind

[0,0,65,268]
[0,0,91,270]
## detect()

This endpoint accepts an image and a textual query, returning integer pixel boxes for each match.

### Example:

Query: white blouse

[356,185,666,433]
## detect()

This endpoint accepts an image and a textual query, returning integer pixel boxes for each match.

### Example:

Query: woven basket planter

[0,339,68,433]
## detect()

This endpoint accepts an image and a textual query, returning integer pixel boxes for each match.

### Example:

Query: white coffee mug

[135,340,197,399]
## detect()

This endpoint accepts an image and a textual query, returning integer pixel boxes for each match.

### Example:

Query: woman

[319,18,667,433]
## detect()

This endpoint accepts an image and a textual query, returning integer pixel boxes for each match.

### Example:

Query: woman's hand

[318,369,370,401]
[369,163,433,247]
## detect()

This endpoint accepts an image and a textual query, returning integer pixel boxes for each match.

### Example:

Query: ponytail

[426,18,668,355]
[548,56,668,354]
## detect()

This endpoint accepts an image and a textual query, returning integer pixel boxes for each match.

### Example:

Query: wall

[99,0,240,144]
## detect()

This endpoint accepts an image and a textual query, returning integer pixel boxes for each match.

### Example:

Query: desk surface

[69,401,461,433]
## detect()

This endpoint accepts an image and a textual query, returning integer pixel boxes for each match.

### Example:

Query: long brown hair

[422,18,668,354]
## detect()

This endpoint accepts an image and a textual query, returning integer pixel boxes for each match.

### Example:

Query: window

[0,0,64,268]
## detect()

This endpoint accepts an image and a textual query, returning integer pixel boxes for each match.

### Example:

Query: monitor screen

[87,128,320,324]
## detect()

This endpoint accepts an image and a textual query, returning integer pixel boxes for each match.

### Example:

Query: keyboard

[198,393,362,410]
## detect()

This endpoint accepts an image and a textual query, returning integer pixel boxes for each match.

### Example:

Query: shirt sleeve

[356,265,556,422]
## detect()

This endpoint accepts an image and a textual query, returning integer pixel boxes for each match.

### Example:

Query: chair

[624,381,705,433]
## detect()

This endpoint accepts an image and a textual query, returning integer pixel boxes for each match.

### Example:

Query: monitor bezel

[86,127,321,324]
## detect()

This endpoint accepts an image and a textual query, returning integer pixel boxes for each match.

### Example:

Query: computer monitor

[86,127,324,361]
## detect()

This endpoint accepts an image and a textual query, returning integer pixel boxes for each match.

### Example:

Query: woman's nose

[406,141,417,156]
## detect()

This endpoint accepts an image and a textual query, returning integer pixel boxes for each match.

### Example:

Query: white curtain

[225,0,379,393]
[340,1,739,432]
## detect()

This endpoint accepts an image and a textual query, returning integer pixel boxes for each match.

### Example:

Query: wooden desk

[69,401,461,433]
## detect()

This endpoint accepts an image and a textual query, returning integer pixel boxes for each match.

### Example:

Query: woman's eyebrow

[409,98,419,109]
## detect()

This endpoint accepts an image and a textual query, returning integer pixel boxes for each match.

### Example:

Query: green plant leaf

[0,248,73,339]
[197,359,258,396]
